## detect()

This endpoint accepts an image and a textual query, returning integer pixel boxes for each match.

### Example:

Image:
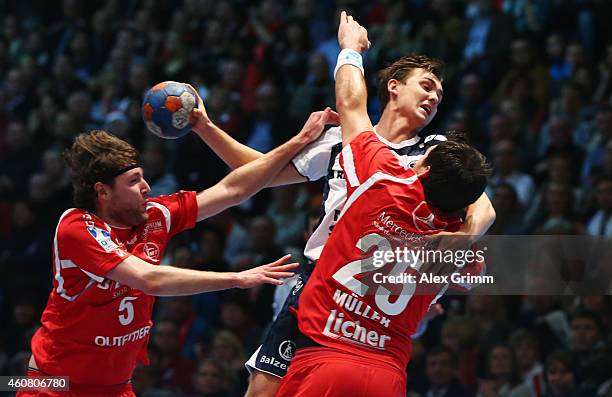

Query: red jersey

[297,131,462,374]
[31,191,197,386]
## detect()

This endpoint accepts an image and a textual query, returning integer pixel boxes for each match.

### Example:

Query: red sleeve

[58,213,130,281]
[148,191,198,238]
[340,131,415,190]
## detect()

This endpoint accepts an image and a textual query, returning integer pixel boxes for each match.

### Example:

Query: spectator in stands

[587,177,612,236]
[569,311,610,387]
[543,350,597,397]
[289,52,334,123]
[487,140,535,208]
[490,183,526,235]
[444,72,495,149]
[191,359,232,397]
[209,330,247,392]
[529,182,586,234]
[142,141,179,197]
[151,317,197,394]
[479,344,522,397]
[421,346,472,397]
[440,316,480,393]
[508,329,545,397]
[266,184,307,249]
[494,38,550,109]
[582,106,612,187]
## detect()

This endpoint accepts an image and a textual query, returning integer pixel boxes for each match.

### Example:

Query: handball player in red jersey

[275,12,490,397]
[188,42,494,397]
[17,107,339,397]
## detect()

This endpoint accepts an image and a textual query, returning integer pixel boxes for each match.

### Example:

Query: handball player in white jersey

[189,52,496,397]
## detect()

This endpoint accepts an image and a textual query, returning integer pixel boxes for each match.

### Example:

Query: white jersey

[291,126,448,262]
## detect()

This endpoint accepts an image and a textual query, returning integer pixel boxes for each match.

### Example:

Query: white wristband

[334,48,364,81]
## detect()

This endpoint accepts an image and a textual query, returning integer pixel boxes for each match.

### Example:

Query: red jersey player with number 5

[17,107,339,397]
[275,12,491,397]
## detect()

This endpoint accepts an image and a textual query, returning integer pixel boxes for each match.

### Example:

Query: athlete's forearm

[336,63,369,146]
[335,12,373,146]
[193,120,264,169]
[108,255,296,296]
[193,120,306,187]
[217,133,310,203]
[147,265,240,296]
[462,192,496,242]
[107,256,242,296]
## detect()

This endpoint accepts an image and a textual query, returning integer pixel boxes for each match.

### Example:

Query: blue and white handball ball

[142,81,199,139]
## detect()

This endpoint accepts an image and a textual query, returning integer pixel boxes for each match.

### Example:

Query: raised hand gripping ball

[142,81,199,139]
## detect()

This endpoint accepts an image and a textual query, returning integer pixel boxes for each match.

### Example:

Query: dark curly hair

[63,130,140,212]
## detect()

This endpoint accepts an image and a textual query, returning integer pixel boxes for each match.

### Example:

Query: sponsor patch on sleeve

[87,226,119,253]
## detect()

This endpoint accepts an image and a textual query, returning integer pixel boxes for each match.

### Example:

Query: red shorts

[15,368,135,397]
[275,347,406,397]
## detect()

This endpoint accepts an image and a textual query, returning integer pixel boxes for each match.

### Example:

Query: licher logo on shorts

[412,201,446,232]
[143,242,160,261]
[323,309,391,350]
[87,226,119,253]
[278,340,296,361]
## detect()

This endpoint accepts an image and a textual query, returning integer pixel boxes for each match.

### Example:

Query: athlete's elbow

[488,204,497,224]
[227,184,248,207]
[140,268,164,296]
[336,90,364,113]
[215,177,246,208]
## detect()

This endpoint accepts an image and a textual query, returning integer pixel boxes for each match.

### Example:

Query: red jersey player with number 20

[275,12,491,397]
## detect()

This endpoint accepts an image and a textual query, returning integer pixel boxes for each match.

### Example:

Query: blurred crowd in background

[1,0,612,396]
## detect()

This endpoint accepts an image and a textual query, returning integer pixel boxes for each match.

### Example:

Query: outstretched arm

[192,115,306,187]
[189,89,338,186]
[107,254,298,296]
[195,109,335,221]
[335,11,373,146]
[190,98,263,169]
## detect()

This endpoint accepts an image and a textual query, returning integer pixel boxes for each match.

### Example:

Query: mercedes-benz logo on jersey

[412,201,447,231]
[144,242,160,261]
[278,340,296,361]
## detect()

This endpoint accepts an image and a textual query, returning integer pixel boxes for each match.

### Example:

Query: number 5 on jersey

[118,296,138,325]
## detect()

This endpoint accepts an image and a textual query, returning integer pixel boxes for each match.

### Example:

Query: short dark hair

[545,350,577,377]
[377,54,444,111]
[509,329,540,352]
[421,140,490,213]
[63,130,140,212]
[426,345,458,366]
[571,309,604,335]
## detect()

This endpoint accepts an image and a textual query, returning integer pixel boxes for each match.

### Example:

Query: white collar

[373,125,421,149]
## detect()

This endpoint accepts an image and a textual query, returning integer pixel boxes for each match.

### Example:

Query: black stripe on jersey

[312,141,344,234]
